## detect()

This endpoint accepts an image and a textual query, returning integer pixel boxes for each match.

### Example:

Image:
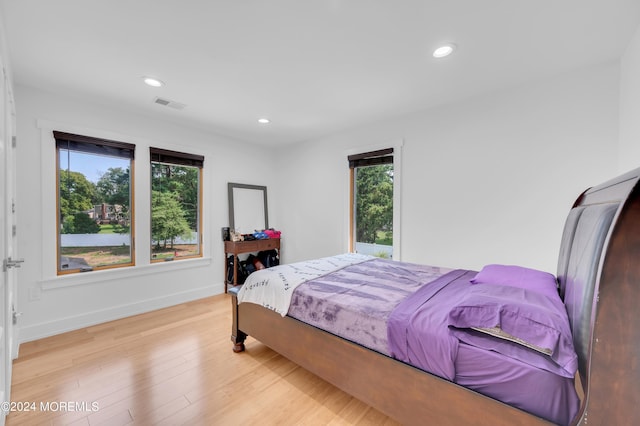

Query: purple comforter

[387,269,473,380]
[288,258,451,354]
[387,269,579,425]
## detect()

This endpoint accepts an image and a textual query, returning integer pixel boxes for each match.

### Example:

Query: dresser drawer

[225,238,280,254]
[260,239,280,250]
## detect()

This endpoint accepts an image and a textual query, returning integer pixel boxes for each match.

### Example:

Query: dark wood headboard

[557,167,640,425]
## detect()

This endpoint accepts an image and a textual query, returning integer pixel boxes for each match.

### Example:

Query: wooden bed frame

[230,168,640,425]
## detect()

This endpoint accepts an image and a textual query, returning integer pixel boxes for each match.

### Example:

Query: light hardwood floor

[7,294,399,425]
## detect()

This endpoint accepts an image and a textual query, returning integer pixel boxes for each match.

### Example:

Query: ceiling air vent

[153,97,186,110]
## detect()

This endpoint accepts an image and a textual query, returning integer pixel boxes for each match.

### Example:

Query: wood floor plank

[7,294,398,425]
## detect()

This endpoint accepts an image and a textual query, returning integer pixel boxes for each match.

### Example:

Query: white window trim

[39,256,211,290]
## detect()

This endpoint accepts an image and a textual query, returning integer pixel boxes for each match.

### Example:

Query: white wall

[15,85,277,342]
[619,24,640,173]
[275,62,620,274]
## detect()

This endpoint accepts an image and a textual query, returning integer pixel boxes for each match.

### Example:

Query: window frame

[54,131,136,275]
[149,147,204,263]
[348,143,402,260]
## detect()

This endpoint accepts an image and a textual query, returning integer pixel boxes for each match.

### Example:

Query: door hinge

[12,224,17,237]
[12,135,16,148]
[12,198,15,213]
[3,257,25,272]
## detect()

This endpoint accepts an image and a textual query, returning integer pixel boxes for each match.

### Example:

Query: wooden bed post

[229,289,246,353]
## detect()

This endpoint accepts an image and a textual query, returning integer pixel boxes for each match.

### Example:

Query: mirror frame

[228,182,269,232]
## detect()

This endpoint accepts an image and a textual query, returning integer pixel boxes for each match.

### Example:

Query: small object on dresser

[264,228,281,239]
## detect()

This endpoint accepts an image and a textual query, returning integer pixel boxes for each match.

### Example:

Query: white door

[0,61,7,422]
[3,67,19,359]
[0,61,19,423]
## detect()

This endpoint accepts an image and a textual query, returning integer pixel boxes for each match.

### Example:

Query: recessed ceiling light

[433,44,456,58]
[258,118,270,124]
[143,76,164,87]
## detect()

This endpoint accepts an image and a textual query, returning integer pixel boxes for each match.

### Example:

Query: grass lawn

[60,245,131,268]
[61,244,199,268]
[98,224,117,234]
[152,244,199,260]
[375,230,392,246]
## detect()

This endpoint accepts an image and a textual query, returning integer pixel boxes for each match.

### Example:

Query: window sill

[40,256,212,291]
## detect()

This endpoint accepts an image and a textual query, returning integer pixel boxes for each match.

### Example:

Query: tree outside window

[354,164,393,245]
[150,148,203,261]
[55,132,135,274]
[349,149,394,259]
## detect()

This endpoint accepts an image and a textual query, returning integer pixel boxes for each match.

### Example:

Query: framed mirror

[228,182,269,234]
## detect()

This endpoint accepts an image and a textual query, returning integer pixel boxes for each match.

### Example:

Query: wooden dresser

[224,238,280,292]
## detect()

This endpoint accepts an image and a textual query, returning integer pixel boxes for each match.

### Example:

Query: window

[55,131,135,274]
[150,148,203,262]
[349,148,394,259]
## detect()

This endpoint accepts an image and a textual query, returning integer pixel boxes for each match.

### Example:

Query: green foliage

[58,170,97,219]
[95,167,130,228]
[62,212,100,234]
[111,222,130,235]
[151,163,199,229]
[98,224,116,234]
[374,251,390,259]
[151,190,193,249]
[96,167,130,206]
[92,167,131,233]
[59,159,199,254]
[375,230,393,246]
[355,164,393,244]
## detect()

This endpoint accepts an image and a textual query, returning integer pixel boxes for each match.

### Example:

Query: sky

[59,151,129,183]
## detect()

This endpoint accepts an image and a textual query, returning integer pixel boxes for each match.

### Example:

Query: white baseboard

[18,283,223,344]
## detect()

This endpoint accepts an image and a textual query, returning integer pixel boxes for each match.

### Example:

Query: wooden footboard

[230,292,551,426]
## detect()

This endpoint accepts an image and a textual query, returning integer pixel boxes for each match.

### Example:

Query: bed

[229,167,640,425]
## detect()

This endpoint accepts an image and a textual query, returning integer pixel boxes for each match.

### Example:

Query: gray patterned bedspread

[287,258,452,354]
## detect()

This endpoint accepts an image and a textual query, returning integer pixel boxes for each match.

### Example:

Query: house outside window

[55,131,135,274]
[150,148,203,262]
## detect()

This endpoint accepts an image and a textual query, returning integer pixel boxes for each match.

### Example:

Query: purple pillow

[448,284,577,378]
[470,264,559,300]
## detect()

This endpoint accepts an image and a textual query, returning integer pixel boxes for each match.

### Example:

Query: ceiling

[2,1,639,146]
